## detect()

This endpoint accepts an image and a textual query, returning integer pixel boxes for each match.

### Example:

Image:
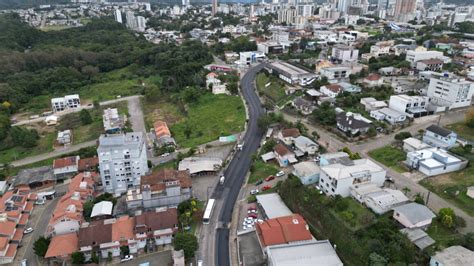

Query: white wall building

[51,94,80,113]
[319,158,386,197]
[406,50,450,67]
[389,94,430,118]
[405,147,468,177]
[319,66,351,80]
[98,133,149,195]
[427,73,474,110]
[331,45,359,62]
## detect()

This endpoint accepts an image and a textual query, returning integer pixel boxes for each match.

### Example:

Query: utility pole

[426,191,431,206]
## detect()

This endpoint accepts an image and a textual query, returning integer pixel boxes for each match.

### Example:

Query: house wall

[418,162,466,177]
[154,235,173,245]
[51,220,81,236]
[100,246,120,259]
[423,131,457,149]
[319,170,386,197]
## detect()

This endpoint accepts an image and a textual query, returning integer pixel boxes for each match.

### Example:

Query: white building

[370,41,393,57]
[319,66,351,80]
[114,9,122,23]
[403,137,431,153]
[389,94,430,118]
[266,240,343,266]
[427,73,474,110]
[51,94,80,113]
[360,97,387,111]
[266,61,317,86]
[406,50,450,67]
[331,45,359,62]
[98,133,149,195]
[370,107,407,124]
[392,203,436,229]
[238,51,265,65]
[430,245,474,266]
[319,158,386,197]
[405,147,468,177]
[362,189,409,214]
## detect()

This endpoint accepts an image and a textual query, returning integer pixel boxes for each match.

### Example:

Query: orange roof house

[45,233,79,260]
[256,214,313,247]
[154,121,172,139]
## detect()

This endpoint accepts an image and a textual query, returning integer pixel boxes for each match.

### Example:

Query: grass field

[369,145,407,173]
[446,122,474,141]
[79,79,143,102]
[142,97,184,132]
[330,197,376,231]
[426,219,462,249]
[256,73,288,104]
[170,94,245,148]
[152,160,178,171]
[420,164,474,217]
[248,160,280,184]
[0,131,56,164]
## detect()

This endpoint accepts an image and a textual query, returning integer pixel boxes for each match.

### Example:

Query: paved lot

[237,230,264,266]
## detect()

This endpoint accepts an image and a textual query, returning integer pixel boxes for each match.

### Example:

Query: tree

[369,252,388,266]
[312,102,336,126]
[0,113,11,141]
[79,109,92,125]
[173,232,199,259]
[227,82,238,95]
[10,126,39,147]
[439,208,456,228]
[33,237,50,258]
[414,193,425,204]
[367,127,377,137]
[394,131,412,141]
[71,251,85,264]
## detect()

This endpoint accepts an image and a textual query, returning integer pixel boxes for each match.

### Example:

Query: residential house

[45,233,79,264]
[91,201,113,218]
[392,203,436,229]
[319,158,386,197]
[360,97,387,111]
[292,161,321,185]
[51,94,80,113]
[98,133,149,195]
[430,245,474,266]
[292,97,315,115]
[389,95,430,118]
[370,41,393,57]
[415,59,443,72]
[45,115,58,126]
[336,112,371,136]
[339,82,361,93]
[274,144,298,167]
[331,45,359,63]
[277,128,300,145]
[400,228,435,250]
[256,214,313,248]
[361,189,409,214]
[370,107,407,124]
[363,73,383,87]
[405,147,468,176]
[103,108,125,134]
[319,66,351,80]
[403,137,432,153]
[427,72,474,110]
[0,188,36,264]
[293,136,318,155]
[256,193,293,220]
[78,157,99,172]
[266,240,343,266]
[57,130,71,145]
[12,166,55,190]
[53,156,80,179]
[320,84,343,98]
[126,169,192,210]
[153,121,176,148]
[423,124,457,149]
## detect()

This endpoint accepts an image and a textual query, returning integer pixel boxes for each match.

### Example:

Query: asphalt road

[214,64,266,266]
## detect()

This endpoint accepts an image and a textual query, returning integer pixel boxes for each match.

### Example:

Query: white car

[24,227,34,234]
[257,219,264,223]
[120,255,134,262]
[276,171,285,177]
[161,153,170,157]
[21,259,27,266]
[247,210,257,214]
[35,199,45,205]
[242,225,249,230]
[250,189,259,195]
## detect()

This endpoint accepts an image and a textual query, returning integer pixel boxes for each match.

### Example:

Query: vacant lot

[446,122,474,141]
[142,97,184,132]
[420,164,474,217]
[256,73,288,105]
[369,145,407,173]
[0,130,55,164]
[170,94,245,148]
[248,160,280,184]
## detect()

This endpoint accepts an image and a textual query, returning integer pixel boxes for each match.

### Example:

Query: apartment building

[389,94,430,118]
[51,94,80,113]
[331,45,359,63]
[427,73,474,109]
[406,50,449,67]
[319,158,386,197]
[319,66,351,80]
[98,133,149,195]
[266,61,317,86]
[415,59,443,72]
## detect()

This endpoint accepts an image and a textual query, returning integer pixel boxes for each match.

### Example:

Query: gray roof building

[400,228,435,250]
[431,245,474,266]
[256,193,292,219]
[392,203,436,229]
[266,240,343,266]
[13,166,55,189]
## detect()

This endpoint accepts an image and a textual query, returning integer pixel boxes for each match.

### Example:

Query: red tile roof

[0,237,8,251]
[0,220,16,236]
[281,128,300,138]
[5,243,17,258]
[366,73,381,81]
[274,144,291,156]
[112,216,135,244]
[325,84,343,93]
[154,121,171,139]
[18,213,29,226]
[256,214,313,247]
[78,157,99,172]
[53,156,79,169]
[141,169,192,191]
[135,208,178,234]
[45,233,78,259]
[12,228,23,241]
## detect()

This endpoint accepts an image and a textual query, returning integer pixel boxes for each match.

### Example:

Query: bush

[173,232,199,259]
[33,237,50,258]
[247,195,257,203]
[71,252,85,264]
[394,131,412,141]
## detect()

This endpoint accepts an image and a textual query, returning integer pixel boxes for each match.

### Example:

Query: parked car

[21,259,27,266]
[24,227,34,234]
[161,153,170,157]
[314,185,324,194]
[250,189,259,195]
[385,176,394,183]
[262,185,272,191]
[248,213,258,219]
[276,171,285,177]
[265,175,275,182]
[121,255,134,262]
[255,179,263,186]
[35,199,45,205]
[247,206,256,211]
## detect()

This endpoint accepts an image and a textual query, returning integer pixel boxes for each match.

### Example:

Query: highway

[213,64,266,266]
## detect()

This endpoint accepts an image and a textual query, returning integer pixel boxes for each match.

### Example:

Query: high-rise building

[125,11,138,30]
[98,133,149,195]
[427,73,474,110]
[212,0,218,16]
[336,0,351,14]
[136,16,146,32]
[393,0,416,22]
[277,6,297,24]
[114,9,122,24]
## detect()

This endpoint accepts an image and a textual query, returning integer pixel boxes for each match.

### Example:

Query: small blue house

[423,124,457,149]
[292,161,321,185]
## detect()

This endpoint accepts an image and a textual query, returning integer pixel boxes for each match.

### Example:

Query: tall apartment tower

[212,0,218,15]
[114,9,122,24]
[98,132,149,195]
[394,0,416,22]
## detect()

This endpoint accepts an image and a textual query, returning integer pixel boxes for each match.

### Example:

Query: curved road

[214,64,266,266]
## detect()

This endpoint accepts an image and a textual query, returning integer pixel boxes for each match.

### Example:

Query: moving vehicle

[120,255,134,262]
[202,199,216,224]
[219,176,225,185]
[265,175,275,182]
[276,171,285,177]
[24,227,34,234]
[35,199,45,205]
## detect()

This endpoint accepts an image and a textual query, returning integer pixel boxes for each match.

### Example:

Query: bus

[203,199,216,225]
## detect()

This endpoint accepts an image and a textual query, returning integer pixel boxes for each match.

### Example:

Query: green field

[426,219,462,249]
[248,160,280,184]
[446,122,474,141]
[0,131,55,164]
[369,145,407,173]
[256,73,288,104]
[420,164,474,217]
[170,94,245,148]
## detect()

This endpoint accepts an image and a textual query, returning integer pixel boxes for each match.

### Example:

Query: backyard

[368,145,408,173]
[170,94,246,148]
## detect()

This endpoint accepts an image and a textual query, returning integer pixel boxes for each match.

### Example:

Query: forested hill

[0,0,68,10]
